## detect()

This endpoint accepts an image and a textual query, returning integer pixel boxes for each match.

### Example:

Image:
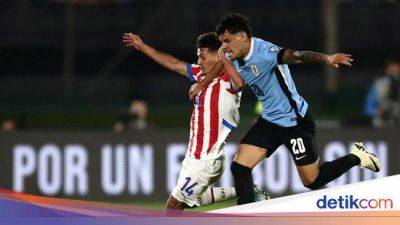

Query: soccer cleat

[253,185,271,201]
[350,142,382,172]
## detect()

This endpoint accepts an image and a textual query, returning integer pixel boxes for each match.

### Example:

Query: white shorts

[171,155,225,207]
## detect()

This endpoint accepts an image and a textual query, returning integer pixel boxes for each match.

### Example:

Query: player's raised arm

[218,47,245,90]
[123,33,188,76]
[280,49,353,68]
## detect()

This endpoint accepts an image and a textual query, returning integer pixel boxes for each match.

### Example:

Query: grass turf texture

[120,199,237,212]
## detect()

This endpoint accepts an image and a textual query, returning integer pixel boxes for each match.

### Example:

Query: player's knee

[301,176,316,187]
[304,175,323,190]
[298,162,320,189]
[304,181,320,190]
[230,161,252,178]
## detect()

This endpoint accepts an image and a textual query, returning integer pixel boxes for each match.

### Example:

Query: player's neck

[239,38,252,60]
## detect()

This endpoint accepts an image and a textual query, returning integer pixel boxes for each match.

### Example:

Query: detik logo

[316,195,393,209]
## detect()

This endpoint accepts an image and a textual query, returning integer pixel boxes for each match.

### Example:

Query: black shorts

[240,111,318,166]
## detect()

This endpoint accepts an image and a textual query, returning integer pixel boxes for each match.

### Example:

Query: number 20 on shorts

[290,138,306,155]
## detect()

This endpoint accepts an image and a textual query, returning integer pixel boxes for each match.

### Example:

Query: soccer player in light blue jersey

[213,13,382,205]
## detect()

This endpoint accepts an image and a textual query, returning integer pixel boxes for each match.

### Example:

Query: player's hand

[218,47,229,63]
[123,33,144,51]
[326,53,353,68]
[189,83,201,100]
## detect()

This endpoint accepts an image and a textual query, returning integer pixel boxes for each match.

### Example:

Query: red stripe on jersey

[194,89,207,159]
[207,80,220,154]
[188,111,195,154]
[191,64,201,75]
[190,64,203,81]
[221,72,230,81]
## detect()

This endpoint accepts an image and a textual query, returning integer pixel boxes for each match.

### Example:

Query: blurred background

[0,0,399,210]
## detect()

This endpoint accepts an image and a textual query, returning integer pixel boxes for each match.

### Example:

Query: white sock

[201,187,236,205]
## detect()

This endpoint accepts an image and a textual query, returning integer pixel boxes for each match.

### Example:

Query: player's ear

[239,32,247,41]
[214,51,220,60]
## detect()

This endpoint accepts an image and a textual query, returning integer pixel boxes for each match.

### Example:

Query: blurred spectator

[1,115,28,132]
[114,100,149,132]
[365,60,400,128]
[1,119,17,132]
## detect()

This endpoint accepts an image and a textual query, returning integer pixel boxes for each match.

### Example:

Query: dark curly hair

[216,13,252,38]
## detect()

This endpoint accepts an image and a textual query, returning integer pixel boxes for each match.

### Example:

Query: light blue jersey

[233,37,308,127]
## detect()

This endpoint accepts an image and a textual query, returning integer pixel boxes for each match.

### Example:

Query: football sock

[306,154,361,190]
[230,161,255,204]
[201,187,236,205]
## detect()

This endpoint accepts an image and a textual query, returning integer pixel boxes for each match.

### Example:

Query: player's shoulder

[189,63,202,72]
[189,63,201,69]
[187,63,204,82]
[253,37,281,55]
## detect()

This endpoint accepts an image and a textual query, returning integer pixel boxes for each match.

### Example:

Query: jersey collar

[243,37,254,61]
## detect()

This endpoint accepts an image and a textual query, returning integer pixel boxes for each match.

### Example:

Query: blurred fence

[1,128,398,201]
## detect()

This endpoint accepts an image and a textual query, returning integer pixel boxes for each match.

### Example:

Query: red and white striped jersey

[186,64,241,160]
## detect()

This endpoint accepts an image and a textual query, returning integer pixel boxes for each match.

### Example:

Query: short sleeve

[186,64,203,82]
[260,41,283,69]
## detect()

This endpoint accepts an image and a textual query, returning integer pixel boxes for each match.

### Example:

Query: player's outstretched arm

[281,49,353,68]
[218,47,245,90]
[122,33,188,76]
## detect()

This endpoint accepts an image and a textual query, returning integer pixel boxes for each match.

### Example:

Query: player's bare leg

[296,161,320,186]
[233,144,267,168]
[231,144,267,204]
[165,195,186,216]
[296,143,382,189]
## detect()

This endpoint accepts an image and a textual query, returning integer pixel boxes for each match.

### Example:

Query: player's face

[219,31,247,60]
[197,48,218,73]
[386,62,400,77]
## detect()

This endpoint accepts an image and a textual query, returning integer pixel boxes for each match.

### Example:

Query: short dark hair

[385,58,400,66]
[216,13,252,37]
[196,32,221,52]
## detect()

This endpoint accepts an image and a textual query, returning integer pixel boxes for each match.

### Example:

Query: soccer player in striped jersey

[212,13,382,205]
[122,32,268,211]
